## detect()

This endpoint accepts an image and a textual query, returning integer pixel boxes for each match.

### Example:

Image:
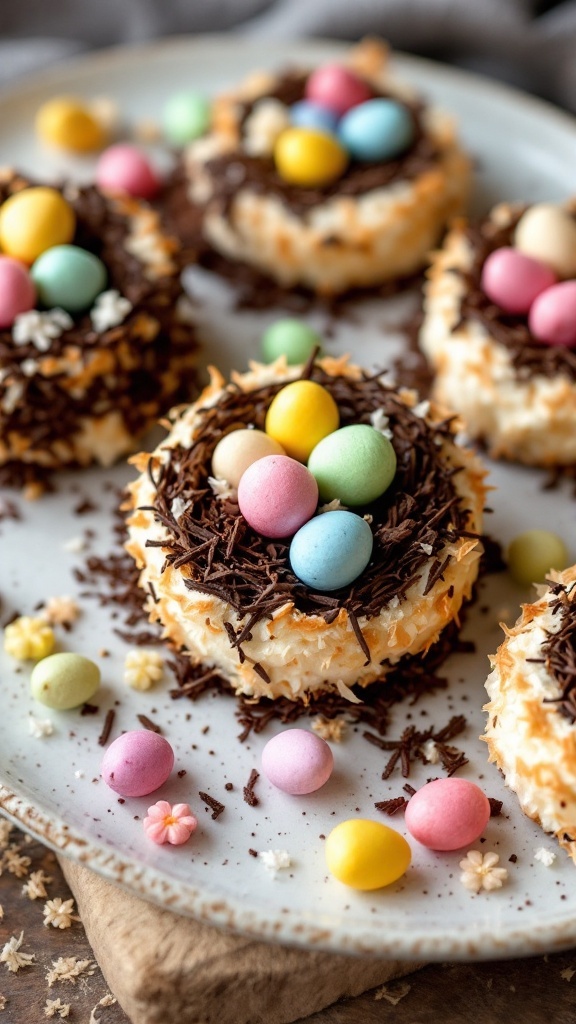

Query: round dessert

[0,168,199,484]
[125,355,486,701]
[482,565,576,864]
[171,39,471,295]
[419,198,576,466]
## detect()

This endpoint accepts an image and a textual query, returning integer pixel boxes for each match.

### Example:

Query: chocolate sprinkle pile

[542,582,576,724]
[363,713,468,780]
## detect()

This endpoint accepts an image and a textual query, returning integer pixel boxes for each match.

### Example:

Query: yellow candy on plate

[274,127,348,188]
[265,380,339,462]
[325,818,411,890]
[0,187,76,264]
[36,96,107,153]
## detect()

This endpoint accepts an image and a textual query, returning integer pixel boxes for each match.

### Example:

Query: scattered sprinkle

[40,596,80,628]
[198,791,225,820]
[311,715,347,742]
[43,897,80,930]
[143,801,197,845]
[561,967,575,982]
[12,308,73,352]
[3,616,55,661]
[90,289,132,333]
[62,537,86,554]
[243,769,260,807]
[22,870,52,900]
[459,850,509,893]
[534,847,557,867]
[374,981,412,1004]
[259,849,291,875]
[29,715,55,739]
[44,998,71,1018]
[124,649,163,690]
[45,957,95,987]
[0,932,35,973]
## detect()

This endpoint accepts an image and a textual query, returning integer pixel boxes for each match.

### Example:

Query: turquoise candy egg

[308,424,396,506]
[262,318,323,365]
[338,99,414,162]
[30,244,107,313]
[290,510,373,591]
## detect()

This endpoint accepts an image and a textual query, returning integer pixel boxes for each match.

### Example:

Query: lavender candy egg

[480,247,556,315]
[290,510,373,591]
[262,728,334,795]
[101,729,175,797]
[237,454,318,538]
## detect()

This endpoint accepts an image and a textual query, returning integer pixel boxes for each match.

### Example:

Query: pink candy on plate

[529,280,576,347]
[261,728,334,795]
[305,64,372,117]
[143,800,197,845]
[481,247,556,315]
[96,143,160,200]
[0,255,36,328]
[404,777,491,851]
[101,729,174,797]
[237,454,318,538]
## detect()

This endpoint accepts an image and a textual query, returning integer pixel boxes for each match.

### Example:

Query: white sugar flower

[12,309,73,352]
[420,738,440,764]
[45,956,95,987]
[22,870,52,900]
[2,845,31,878]
[28,716,54,739]
[208,476,235,501]
[0,932,35,973]
[43,898,80,930]
[459,850,508,893]
[44,998,71,1018]
[124,649,163,691]
[40,596,80,627]
[244,99,290,157]
[259,849,291,875]
[90,290,132,333]
[534,847,557,867]
[311,716,347,742]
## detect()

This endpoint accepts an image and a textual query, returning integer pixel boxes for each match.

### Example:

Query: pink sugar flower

[143,800,197,846]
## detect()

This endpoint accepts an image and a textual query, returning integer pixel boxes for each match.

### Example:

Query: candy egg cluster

[481,203,576,347]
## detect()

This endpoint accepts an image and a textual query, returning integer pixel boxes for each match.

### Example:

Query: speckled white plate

[1,37,576,962]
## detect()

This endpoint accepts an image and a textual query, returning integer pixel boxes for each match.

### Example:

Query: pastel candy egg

[274,128,348,188]
[290,100,339,134]
[339,99,414,162]
[163,91,211,145]
[261,728,334,795]
[514,204,576,279]
[506,529,568,586]
[0,188,75,265]
[480,247,557,315]
[528,281,576,347]
[31,245,107,314]
[237,454,318,538]
[265,380,339,462]
[101,730,175,797]
[261,318,322,365]
[404,778,491,851]
[290,510,373,591]
[36,96,106,153]
[211,429,285,488]
[0,257,36,328]
[325,819,411,890]
[308,424,396,505]
[96,143,160,200]
[305,65,373,117]
[31,653,100,710]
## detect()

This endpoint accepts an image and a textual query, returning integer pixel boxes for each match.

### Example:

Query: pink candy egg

[305,64,372,117]
[101,729,175,797]
[528,280,576,347]
[237,454,318,538]
[0,256,36,328]
[481,247,557,315]
[96,143,160,200]
[262,728,334,795]
[405,778,491,851]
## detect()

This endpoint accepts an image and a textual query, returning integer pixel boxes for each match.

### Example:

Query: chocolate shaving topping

[363,713,468,780]
[243,769,260,807]
[488,798,503,817]
[198,791,225,820]
[98,709,115,747]
[374,796,408,816]
[136,714,162,734]
[542,581,576,724]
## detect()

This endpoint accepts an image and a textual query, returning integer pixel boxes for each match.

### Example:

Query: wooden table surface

[1,823,575,1024]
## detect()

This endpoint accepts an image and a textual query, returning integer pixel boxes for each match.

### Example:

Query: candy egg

[31,652,100,710]
[265,380,339,462]
[290,510,373,591]
[0,188,75,265]
[237,454,318,538]
[480,247,557,315]
[101,730,175,797]
[0,256,36,328]
[506,529,568,586]
[31,245,107,314]
[308,424,396,505]
[305,65,373,117]
[36,96,106,153]
[325,819,411,890]
[274,127,348,188]
[163,91,211,145]
[514,203,576,279]
[290,100,339,135]
[96,143,160,200]
[261,318,322,365]
[528,281,576,347]
[339,98,414,162]
[211,429,285,488]
[405,778,491,850]
[261,728,334,794]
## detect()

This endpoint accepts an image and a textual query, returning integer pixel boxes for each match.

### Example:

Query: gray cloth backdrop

[0,1,575,111]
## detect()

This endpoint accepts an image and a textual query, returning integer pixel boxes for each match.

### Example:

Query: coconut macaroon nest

[419,199,576,467]
[483,566,576,864]
[0,169,199,485]
[126,355,486,702]
[172,39,471,295]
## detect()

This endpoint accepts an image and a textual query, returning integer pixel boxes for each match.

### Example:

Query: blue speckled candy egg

[290,100,339,135]
[290,510,373,591]
[338,99,414,162]
[30,244,107,313]
[308,424,396,506]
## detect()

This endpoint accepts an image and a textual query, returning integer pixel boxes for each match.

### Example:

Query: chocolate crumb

[136,714,162,734]
[98,709,115,747]
[509,854,518,863]
[488,797,503,817]
[248,848,258,858]
[198,791,225,820]
[177,769,187,778]
[80,703,99,716]
[224,782,234,791]
[374,796,408,815]
[243,768,260,807]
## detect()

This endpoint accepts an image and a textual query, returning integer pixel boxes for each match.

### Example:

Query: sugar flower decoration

[459,850,508,893]
[90,290,132,333]
[143,801,197,845]
[0,932,35,973]
[22,870,52,900]
[45,957,95,987]
[12,309,73,352]
[44,998,71,1018]
[243,98,290,157]
[43,898,80,930]
[29,715,55,739]
[124,649,163,691]
[259,849,291,875]
[40,596,80,628]
[4,616,55,661]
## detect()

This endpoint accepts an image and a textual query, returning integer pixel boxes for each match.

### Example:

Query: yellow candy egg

[265,380,339,462]
[325,819,411,890]
[0,188,76,264]
[36,96,107,153]
[274,127,348,187]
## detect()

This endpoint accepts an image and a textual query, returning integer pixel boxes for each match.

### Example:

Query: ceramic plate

[1,37,576,961]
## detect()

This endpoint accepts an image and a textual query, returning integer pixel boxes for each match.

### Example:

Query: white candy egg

[514,204,576,279]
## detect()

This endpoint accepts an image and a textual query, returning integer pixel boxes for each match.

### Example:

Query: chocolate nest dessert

[0,169,199,486]
[126,355,486,702]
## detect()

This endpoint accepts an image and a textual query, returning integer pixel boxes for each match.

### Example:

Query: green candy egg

[506,529,569,586]
[262,319,323,365]
[308,424,396,506]
[31,652,101,710]
[31,244,107,313]
[163,92,211,145]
